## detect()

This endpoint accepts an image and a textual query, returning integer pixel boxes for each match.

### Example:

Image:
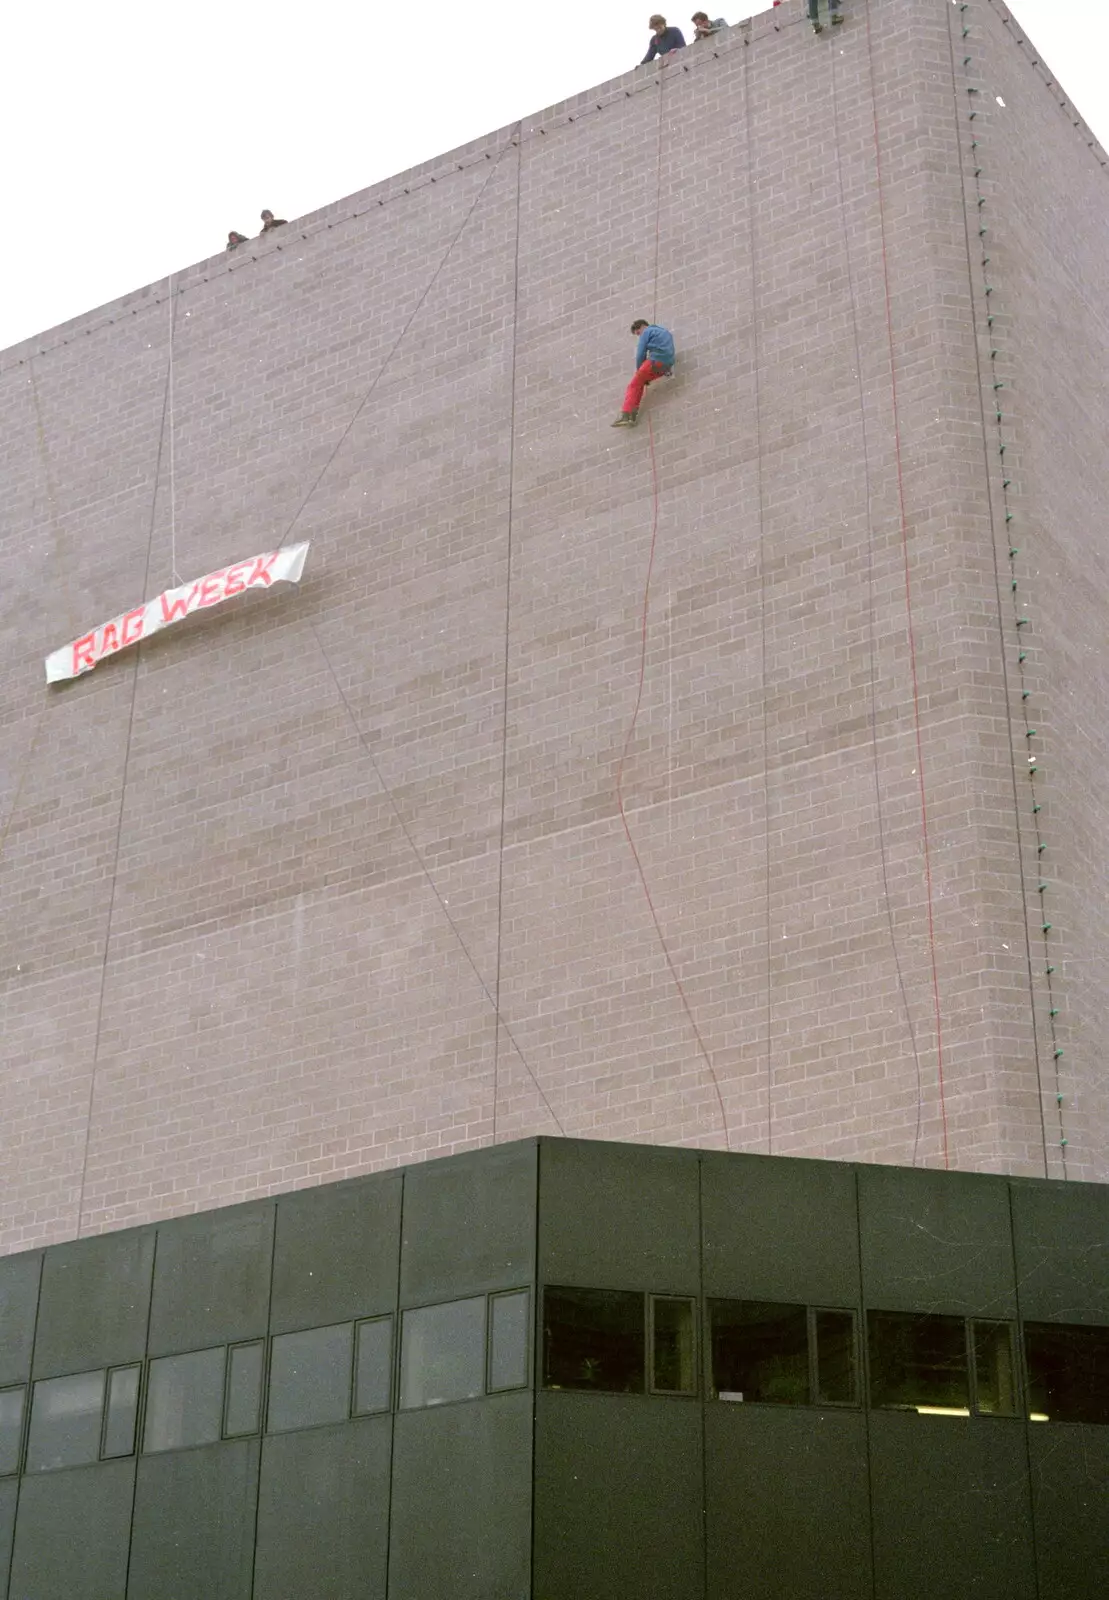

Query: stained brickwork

[1,0,1106,1254]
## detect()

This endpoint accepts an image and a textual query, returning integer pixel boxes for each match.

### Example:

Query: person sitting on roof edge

[260,209,287,233]
[641,14,685,64]
[612,320,676,429]
[227,231,249,251]
[691,11,727,39]
[808,0,844,32]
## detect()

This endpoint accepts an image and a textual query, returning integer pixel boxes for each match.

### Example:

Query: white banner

[45,542,310,684]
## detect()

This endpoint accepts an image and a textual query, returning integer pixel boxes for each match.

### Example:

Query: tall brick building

[2,0,1108,1259]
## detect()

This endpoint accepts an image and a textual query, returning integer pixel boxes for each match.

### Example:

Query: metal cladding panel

[534,1393,703,1600]
[700,1151,860,1306]
[705,1404,871,1599]
[32,1231,154,1379]
[388,1392,531,1600]
[538,1140,700,1295]
[0,1252,41,1386]
[399,1142,537,1307]
[9,1459,134,1599]
[869,1412,1036,1599]
[858,1165,1018,1317]
[0,1479,15,1600]
[1010,1179,1109,1323]
[128,1439,260,1600]
[270,1172,402,1334]
[254,1416,391,1600]
[1028,1424,1109,1599]
[148,1202,275,1356]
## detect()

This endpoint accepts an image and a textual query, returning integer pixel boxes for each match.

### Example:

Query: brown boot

[611,410,639,428]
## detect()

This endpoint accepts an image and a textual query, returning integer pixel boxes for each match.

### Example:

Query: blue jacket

[635,324,675,368]
[641,26,685,62]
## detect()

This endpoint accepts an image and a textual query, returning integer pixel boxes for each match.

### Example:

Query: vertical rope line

[864,0,950,1169]
[831,35,927,1166]
[167,276,181,587]
[29,360,79,641]
[492,126,524,1147]
[744,33,773,1154]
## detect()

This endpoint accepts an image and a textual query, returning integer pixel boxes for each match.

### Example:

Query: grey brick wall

[1,0,1105,1253]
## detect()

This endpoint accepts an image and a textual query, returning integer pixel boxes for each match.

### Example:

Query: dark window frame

[398,1294,488,1412]
[1023,1318,1109,1426]
[223,1339,266,1439]
[486,1290,530,1395]
[101,1363,142,1460]
[968,1318,1020,1419]
[648,1295,697,1398]
[0,1384,27,1477]
[143,1345,227,1455]
[810,1306,859,1408]
[541,1285,647,1396]
[353,1315,394,1415]
[266,1320,356,1436]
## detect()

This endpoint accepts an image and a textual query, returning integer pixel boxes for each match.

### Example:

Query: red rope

[614,415,731,1150]
[866,1,950,1168]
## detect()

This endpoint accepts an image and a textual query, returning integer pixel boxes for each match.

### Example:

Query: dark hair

[691,11,708,20]
[630,319,649,333]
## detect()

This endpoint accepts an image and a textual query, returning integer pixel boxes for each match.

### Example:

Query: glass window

[102,1366,140,1458]
[224,1342,264,1437]
[488,1292,530,1393]
[868,1311,969,1414]
[1025,1322,1109,1426]
[0,1387,25,1476]
[651,1298,695,1395]
[27,1370,105,1472]
[268,1323,352,1433]
[710,1301,809,1404]
[354,1318,393,1415]
[542,1288,645,1395]
[400,1298,486,1409]
[973,1321,1018,1417]
[814,1310,857,1406]
[145,1347,225,1453]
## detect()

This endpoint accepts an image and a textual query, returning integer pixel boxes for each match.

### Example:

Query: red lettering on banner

[247,554,278,587]
[121,608,145,647]
[223,562,249,597]
[72,634,97,674]
[197,571,226,608]
[100,622,120,655]
[160,584,198,623]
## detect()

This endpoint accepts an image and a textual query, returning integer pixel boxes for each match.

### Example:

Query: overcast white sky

[1,0,1104,353]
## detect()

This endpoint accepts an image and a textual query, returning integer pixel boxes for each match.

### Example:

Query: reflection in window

[651,1298,695,1395]
[354,1318,393,1415]
[973,1321,1018,1416]
[710,1301,809,1404]
[27,1370,106,1472]
[268,1323,353,1433]
[543,1288,644,1395]
[102,1366,140,1458]
[488,1292,529,1393]
[1025,1322,1109,1426]
[815,1310,857,1405]
[401,1298,486,1409]
[145,1347,224,1453]
[225,1342,264,1437]
[0,1387,25,1476]
[868,1311,969,1414]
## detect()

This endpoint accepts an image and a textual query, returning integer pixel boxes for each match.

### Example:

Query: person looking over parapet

[611,319,676,428]
[641,15,685,64]
[227,231,249,251]
[808,0,844,32]
[691,11,726,39]
[260,209,287,233]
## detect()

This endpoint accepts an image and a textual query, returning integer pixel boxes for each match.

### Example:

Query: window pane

[815,1310,857,1405]
[973,1321,1018,1417]
[0,1388,25,1476]
[710,1301,809,1404]
[542,1288,645,1395]
[1025,1322,1109,1425]
[489,1292,529,1392]
[225,1342,264,1436]
[354,1318,393,1415]
[27,1370,105,1471]
[102,1366,140,1458]
[268,1323,352,1433]
[867,1311,969,1413]
[145,1347,224,1453]
[400,1298,486,1409]
[651,1298,695,1395]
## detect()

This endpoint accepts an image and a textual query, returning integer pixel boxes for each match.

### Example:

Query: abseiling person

[611,319,676,429]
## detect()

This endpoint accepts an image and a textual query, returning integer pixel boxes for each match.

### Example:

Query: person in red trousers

[611,319,676,428]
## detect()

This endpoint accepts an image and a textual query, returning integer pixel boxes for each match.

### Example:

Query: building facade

[0,1138,1106,1599]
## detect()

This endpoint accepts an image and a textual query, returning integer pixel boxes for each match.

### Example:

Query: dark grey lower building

[0,1139,1106,1598]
